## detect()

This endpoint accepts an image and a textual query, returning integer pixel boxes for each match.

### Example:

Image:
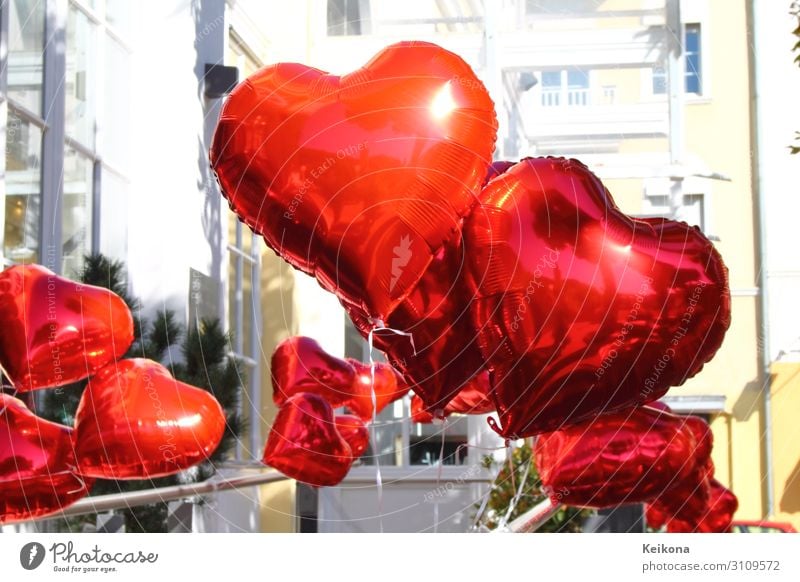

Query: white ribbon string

[497,455,533,531]
[432,417,448,533]
[366,319,415,534]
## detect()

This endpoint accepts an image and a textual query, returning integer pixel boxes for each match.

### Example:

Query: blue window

[651,23,702,95]
[684,24,702,94]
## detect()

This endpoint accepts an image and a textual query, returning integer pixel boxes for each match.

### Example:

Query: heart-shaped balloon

[334,414,370,458]
[1,395,93,523]
[534,406,701,508]
[345,359,408,420]
[345,229,487,412]
[211,41,497,321]
[272,336,356,408]
[645,415,715,527]
[73,359,226,479]
[663,479,738,533]
[270,336,407,421]
[0,264,134,391]
[263,392,354,486]
[464,157,731,437]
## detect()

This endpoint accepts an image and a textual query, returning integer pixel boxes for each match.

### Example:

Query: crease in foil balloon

[367,321,414,533]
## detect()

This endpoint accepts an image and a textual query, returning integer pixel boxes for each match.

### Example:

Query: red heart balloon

[645,415,715,528]
[464,157,731,437]
[73,359,226,479]
[271,336,356,408]
[263,393,354,486]
[334,414,369,458]
[1,395,93,523]
[270,336,407,421]
[345,229,486,411]
[0,264,134,391]
[664,479,738,533]
[346,359,408,420]
[534,406,701,508]
[210,41,497,321]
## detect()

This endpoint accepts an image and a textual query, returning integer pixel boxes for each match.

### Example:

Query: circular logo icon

[20,542,46,570]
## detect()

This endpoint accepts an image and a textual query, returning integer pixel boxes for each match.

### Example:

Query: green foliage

[477,442,592,533]
[39,254,245,532]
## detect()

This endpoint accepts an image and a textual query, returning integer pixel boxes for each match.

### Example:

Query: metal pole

[665,0,684,220]
[5,470,288,525]
[501,498,562,533]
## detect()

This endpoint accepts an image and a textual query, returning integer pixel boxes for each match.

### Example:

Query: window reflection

[4,109,42,264]
[7,0,45,114]
[62,146,94,275]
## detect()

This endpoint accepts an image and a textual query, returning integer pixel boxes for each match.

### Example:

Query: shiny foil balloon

[665,479,738,533]
[464,157,731,437]
[411,372,494,423]
[346,359,408,420]
[534,406,701,508]
[334,414,370,458]
[345,229,487,412]
[646,415,715,528]
[270,336,408,420]
[263,393,354,487]
[73,359,226,479]
[0,264,134,391]
[1,395,94,523]
[211,41,497,321]
[272,336,356,408]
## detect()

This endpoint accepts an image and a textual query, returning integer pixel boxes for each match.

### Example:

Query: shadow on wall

[780,459,800,514]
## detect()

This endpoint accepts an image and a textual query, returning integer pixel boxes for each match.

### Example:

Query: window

[226,33,264,459]
[1,1,133,273]
[652,23,702,95]
[684,23,702,94]
[327,0,361,36]
[540,68,589,107]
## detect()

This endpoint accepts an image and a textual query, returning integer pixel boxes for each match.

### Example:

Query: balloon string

[433,417,448,533]
[499,456,532,530]
[366,320,414,533]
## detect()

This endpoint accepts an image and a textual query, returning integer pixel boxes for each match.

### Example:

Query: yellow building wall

[257,251,300,532]
[769,362,800,530]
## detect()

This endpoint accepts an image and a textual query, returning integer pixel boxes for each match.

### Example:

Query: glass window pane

[65,5,98,149]
[62,146,94,276]
[3,110,42,264]
[541,71,561,87]
[103,35,131,170]
[99,168,128,261]
[7,0,45,114]
[567,69,589,89]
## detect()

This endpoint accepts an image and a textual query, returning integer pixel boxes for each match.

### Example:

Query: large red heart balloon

[263,392,354,487]
[345,229,487,412]
[73,359,226,479]
[0,264,134,391]
[334,414,370,458]
[1,395,93,523]
[270,336,407,421]
[210,41,497,321]
[534,406,701,508]
[464,157,731,437]
[664,479,738,533]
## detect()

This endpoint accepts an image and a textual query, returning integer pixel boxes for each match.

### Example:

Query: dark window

[684,23,702,94]
[327,0,361,36]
